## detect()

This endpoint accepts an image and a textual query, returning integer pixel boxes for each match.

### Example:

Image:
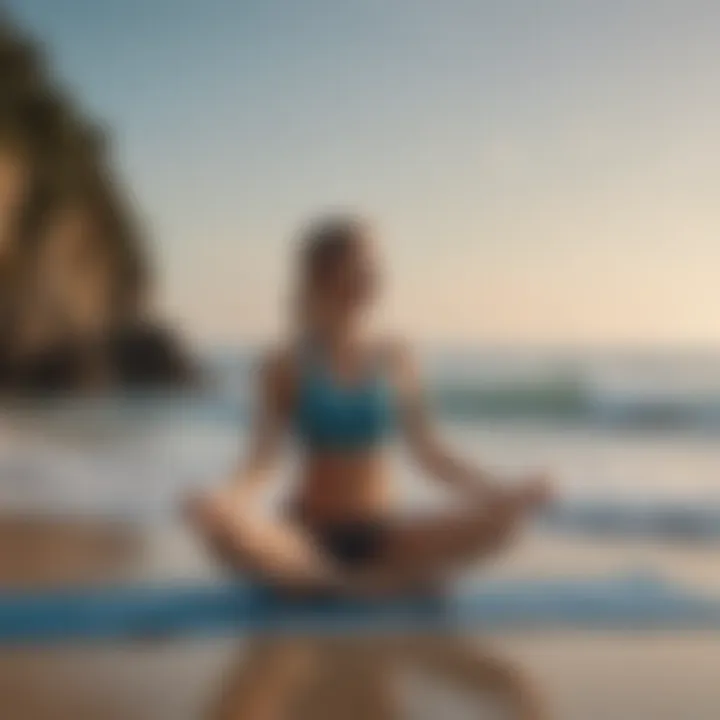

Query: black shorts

[306,520,389,568]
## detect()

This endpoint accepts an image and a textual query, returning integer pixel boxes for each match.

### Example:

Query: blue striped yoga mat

[1,573,719,645]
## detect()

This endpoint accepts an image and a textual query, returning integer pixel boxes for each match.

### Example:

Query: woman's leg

[385,636,548,720]
[300,638,398,720]
[186,489,341,591]
[209,638,320,720]
[373,491,542,590]
[187,484,548,595]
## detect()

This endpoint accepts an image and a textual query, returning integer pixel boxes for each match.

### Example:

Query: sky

[7,0,720,347]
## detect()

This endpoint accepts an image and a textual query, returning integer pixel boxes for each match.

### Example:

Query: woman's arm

[187,353,348,590]
[396,345,507,503]
[215,350,295,507]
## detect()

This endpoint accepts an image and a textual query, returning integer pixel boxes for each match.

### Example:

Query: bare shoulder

[376,337,421,389]
[377,336,415,365]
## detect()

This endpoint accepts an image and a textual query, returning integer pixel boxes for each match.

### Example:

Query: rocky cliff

[0,14,196,395]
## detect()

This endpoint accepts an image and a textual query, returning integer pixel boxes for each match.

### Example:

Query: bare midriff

[292,449,393,525]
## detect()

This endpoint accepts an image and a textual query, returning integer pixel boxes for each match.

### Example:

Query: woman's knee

[184,491,251,570]
[184,490,234,537]
[465,508,518,556]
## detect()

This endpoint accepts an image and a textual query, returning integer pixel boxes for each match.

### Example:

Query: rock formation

[0,13,196,395]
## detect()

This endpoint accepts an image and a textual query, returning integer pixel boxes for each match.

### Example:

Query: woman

[190,216,551,595]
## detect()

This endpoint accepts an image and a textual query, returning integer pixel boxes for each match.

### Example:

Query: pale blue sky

[8,1,720,345]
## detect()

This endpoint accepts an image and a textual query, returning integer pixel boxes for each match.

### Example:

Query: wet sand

[1,633,719,719]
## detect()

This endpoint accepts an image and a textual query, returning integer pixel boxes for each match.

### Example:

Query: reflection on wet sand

[209,635,547,720]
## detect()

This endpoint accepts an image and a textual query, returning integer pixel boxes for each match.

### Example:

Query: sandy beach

[0,521,718,719]
[2,627,718,718]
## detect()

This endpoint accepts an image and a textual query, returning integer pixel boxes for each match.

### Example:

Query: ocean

[2,346,720,529]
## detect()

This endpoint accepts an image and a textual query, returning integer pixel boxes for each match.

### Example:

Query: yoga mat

[1,573,719,645]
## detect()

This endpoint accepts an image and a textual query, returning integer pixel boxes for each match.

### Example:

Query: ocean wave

[202,349,720,432]
[541,500,720,541]
[197,375,720,433]
[430,378,720,432]
[2,447,719,542]
[14,349,720,434]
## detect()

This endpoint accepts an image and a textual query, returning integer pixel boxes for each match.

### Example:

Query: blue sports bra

[293,345,397,451]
